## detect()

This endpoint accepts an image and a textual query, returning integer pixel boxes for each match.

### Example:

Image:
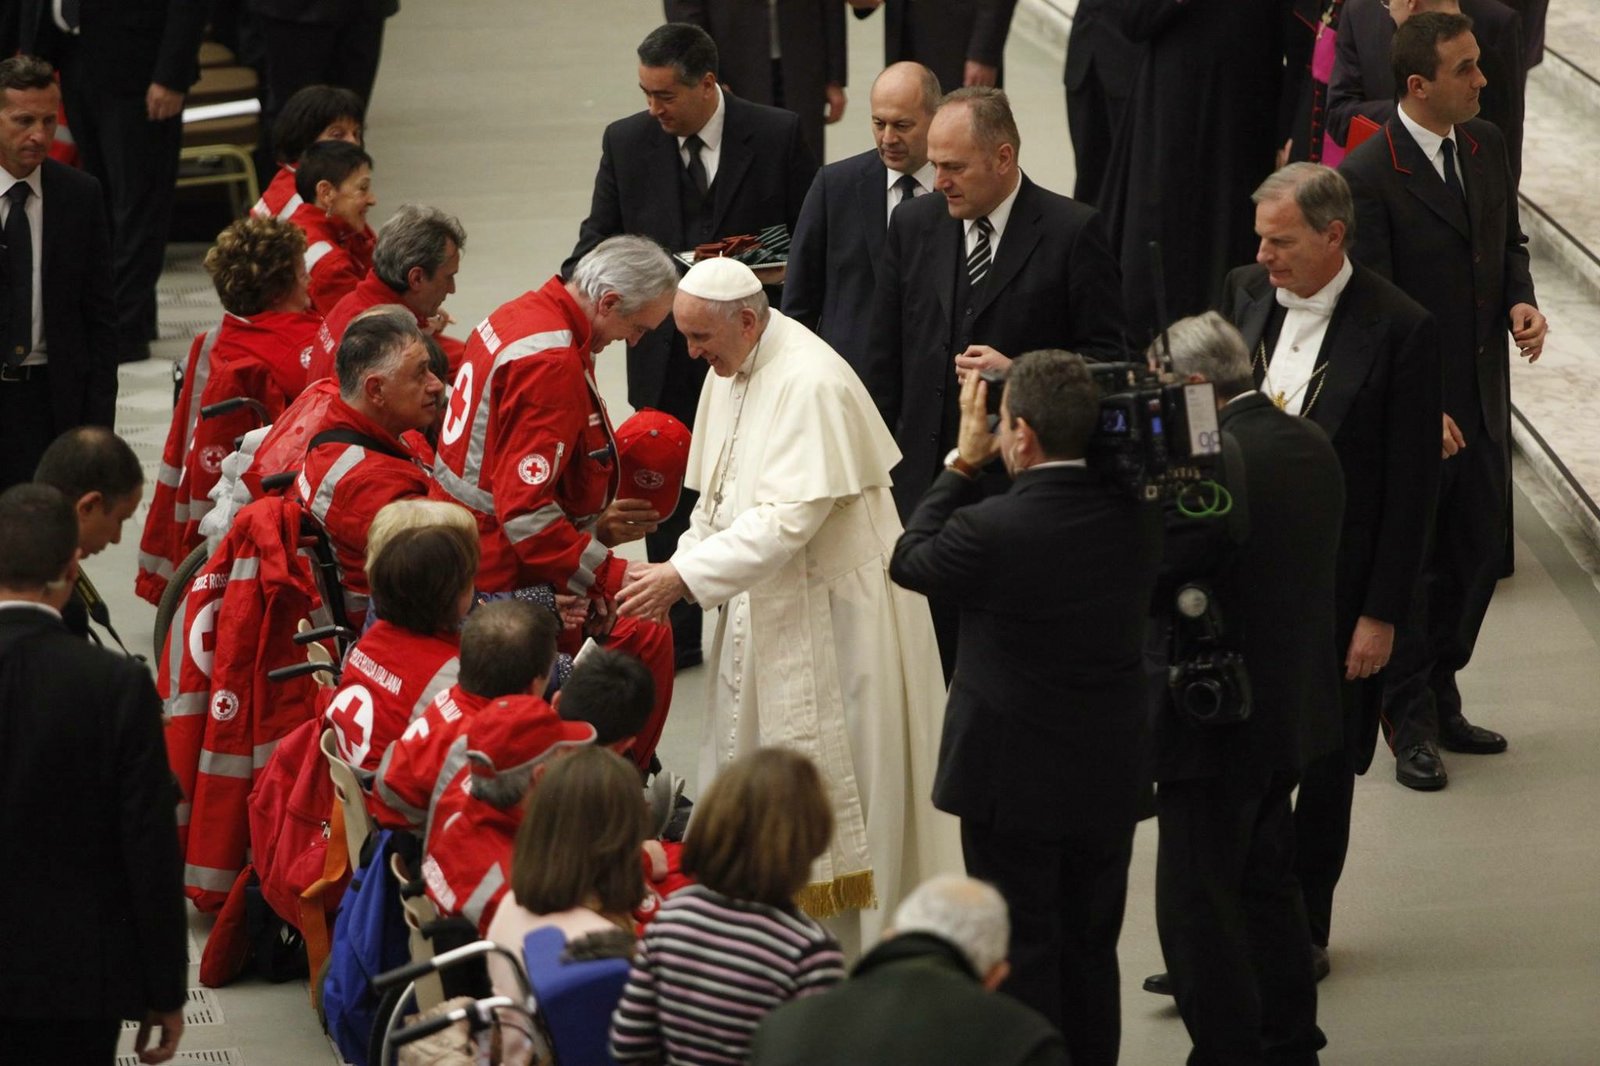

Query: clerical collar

[1396,102,1454,174]
[0,600,61,619]
[680,86,726,155]
[1224,390,1259,408]
[963,172,1022,244]
[885,161,935,195]
[1275,254,1352,315]
[733,329,763,379]
[1027,459,1088,471]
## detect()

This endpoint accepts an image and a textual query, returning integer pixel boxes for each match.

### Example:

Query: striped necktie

[967,216,993,288]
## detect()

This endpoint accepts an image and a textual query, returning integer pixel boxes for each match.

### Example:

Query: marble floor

[87,1,1600,1062]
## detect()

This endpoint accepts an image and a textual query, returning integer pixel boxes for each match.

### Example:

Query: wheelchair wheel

[153,542,211,655]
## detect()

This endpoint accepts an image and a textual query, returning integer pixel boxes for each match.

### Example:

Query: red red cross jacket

[292,396,433,613]
[289,201,375,315]
[431,275,625,599]
[323,620,460,776]
[137,311,332,605]
[420,787,520,934]
[251,163,301,222]
[159,496,324,912]
[310,271,468,384]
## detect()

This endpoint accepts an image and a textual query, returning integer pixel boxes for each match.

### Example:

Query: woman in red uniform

[135,217,330,604]
[251,84,365,222]
[288,139,378,314]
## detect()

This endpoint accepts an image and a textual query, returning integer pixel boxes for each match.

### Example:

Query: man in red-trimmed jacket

[293,310,442,621]
[311,203,469,383]
[432,235,679,770]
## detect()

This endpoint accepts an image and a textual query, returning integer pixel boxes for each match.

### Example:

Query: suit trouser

[59,60,181,362]
[0,372,54,490]
[258,13,385,126]
[1291,747,1355,949]
[1380,413,1507,752]
[642,344,709,658]
[1066,68,1131,208]
[1156,769,1326,1066]
[961,818,1135,1066]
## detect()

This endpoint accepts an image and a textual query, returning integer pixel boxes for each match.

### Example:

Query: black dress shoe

[1396,741,1448,791]
[1438,715,1508,754]
[1143,971,1173,996]
[1312,944,1330,982]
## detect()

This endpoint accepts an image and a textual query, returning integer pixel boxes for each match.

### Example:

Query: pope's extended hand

[618,561,687,623]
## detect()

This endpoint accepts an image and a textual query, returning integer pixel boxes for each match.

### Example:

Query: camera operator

[889,350,1161,1066]
[1148,312,1344,1066]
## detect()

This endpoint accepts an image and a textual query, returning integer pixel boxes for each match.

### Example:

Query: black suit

[1064,0,1141,206]
[1340,117,1534,752]
[864,175,1125,520]
[1222,261,1440,945]
[1151,394,1343,1065]
[0,159,118,490]
[29,0,206,363]
[891,464,1161,1066]
[853,0,1019,93]
[0,605,188,1047]
[566,90,814,654]
[666,0,845,166]
[1327,0,1525,183]
[782,147,907,372]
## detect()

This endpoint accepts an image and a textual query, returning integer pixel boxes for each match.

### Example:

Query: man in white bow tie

[1210,162,1441,979]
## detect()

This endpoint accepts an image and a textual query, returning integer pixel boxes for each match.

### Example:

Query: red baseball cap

[464,696,596,779]
[615,409,691,517]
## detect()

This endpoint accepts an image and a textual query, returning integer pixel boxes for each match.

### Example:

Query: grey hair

[1251,162,1355,238]
[373,204,466,291]
[467,764,534,810]
[1155,311,1255,401]
[704,288,770,324]
[892,875,1011,976]
[336,307,425,398]
[569,235,679,315]
[938,86,1021,155]
[872,61,943,113]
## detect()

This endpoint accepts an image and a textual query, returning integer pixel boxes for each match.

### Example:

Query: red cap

[464,696,595,779]
[615,409,691,517]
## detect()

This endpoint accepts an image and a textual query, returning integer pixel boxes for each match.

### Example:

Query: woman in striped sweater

[610,749,845,1065]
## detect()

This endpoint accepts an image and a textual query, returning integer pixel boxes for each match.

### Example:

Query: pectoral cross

[1272,390,1288,410]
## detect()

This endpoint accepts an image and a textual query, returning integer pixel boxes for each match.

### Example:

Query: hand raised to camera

[957,371,1002,470]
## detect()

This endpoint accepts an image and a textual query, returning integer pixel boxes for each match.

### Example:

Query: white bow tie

[1275,286,1336,316]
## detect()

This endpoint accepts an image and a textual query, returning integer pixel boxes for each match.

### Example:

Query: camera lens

[1182,678,1225,723]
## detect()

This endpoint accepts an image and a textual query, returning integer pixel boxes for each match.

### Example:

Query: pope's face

[674,293,759,377]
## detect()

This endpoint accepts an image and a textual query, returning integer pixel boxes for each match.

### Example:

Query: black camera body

[1167,583,1252,728]
[980,362,1222,499]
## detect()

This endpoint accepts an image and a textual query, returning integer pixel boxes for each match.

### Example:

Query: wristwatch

[944,447,981,480]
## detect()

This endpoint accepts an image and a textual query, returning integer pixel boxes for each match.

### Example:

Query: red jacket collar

[322,395,417,458]
[536,275,596,368]
[349,270,423,325]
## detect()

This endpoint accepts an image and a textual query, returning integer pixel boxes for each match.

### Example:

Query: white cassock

[671,309,961,950]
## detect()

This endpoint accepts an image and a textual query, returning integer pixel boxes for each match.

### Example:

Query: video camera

[980,361,1221,500]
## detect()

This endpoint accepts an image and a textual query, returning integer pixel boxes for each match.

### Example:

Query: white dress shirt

[963,173,1023,263]
[1397,102,1461,189]
[0,167,47,366]
[884,162,935,227]
[1264,255,1353,416]
[679,87,727,187]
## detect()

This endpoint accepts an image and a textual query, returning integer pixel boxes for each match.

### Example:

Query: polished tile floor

[94,2,1600,1062]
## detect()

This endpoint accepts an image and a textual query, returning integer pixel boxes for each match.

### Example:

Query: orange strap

[299,799,350,1008]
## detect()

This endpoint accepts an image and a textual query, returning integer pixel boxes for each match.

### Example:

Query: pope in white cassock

[619,257,960,951]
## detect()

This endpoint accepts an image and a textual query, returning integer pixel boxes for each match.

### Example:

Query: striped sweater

[609,884,845,1065]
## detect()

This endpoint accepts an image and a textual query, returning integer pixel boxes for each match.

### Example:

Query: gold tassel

[794,869,878,919]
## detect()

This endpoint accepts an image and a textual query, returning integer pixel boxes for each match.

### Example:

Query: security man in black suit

[848,0,1018,95]
[864,87,1124,674]
[565,22,815,668]
[1223,164,1439,959]
[1063,0,1141,206]
[0,484,188,1063]
[1150,312,1344,1066]
[27,0,206,365]
[890,352,1162,1066]
[1340,12,1544,789]
[0,55,117,491]
[1328,0,1525,184]
[783,61,941,372]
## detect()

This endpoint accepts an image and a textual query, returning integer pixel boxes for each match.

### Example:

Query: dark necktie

[4,183,33,366]
[891,173,920,214]
[684,134,709,199]
[1441,137,1466,204]
[967,215,993,288]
